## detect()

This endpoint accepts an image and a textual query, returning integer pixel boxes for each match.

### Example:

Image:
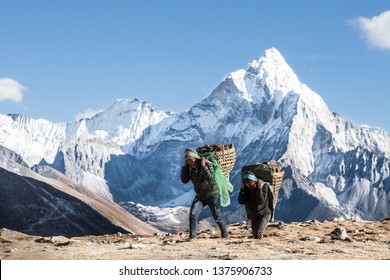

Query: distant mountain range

[1,48,389,235]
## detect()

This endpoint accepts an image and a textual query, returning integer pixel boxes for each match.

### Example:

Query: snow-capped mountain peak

[250,47,301,91]
[0,113,66,166]
[66,98,172,146]
[0,97,172,170]
[224,48,302,106]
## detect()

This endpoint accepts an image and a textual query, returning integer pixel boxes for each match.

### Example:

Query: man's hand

[257,179,264,189]
[200,156,207,166]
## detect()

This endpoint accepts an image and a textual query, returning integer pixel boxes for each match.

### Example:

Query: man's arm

[255,180,267,205]
[180,161,191,183]
[200,159,214,181]
[238,181,247,204]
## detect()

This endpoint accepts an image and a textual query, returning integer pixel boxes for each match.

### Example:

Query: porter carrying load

[241,160,284,220]
[193,143,236,207]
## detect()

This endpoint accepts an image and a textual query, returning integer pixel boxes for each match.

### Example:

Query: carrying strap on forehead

[244,173,258,182]
[185,150,201,160]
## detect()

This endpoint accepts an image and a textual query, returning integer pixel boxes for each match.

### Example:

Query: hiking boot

[222,234,230,239]
[254,233,263,239]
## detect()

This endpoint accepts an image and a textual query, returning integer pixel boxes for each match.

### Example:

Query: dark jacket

[238,182,272,218]
[181,160,218,201]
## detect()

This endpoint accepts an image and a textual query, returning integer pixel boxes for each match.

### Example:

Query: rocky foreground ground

[1,220,389,260]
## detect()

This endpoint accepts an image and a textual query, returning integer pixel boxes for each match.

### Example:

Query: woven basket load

[265,160,284,209]
[197,143,236,180]
[271,171,284,209]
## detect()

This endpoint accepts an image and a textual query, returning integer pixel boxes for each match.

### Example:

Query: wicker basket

[262,160,284,208]
[271,171,284,209]
[197,143,236,180]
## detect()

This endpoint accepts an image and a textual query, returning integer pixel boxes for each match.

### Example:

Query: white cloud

[351,10,390,50]
[75,108,103,120]
[0,78,25,103]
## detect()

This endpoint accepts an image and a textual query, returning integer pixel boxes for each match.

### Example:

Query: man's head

[185,147,199,167]
[243,172,258,188]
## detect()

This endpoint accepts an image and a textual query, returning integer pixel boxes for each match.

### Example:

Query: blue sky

[0,0,389,132]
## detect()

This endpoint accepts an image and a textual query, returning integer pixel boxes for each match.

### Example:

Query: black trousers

[251,213,270,239]
[189,195,228,238]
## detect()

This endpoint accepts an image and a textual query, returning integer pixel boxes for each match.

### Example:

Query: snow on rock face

[0,98,172,200]
[66,98,171,146]
[246,48,302,99]
[120,201,191,232]
[52,133,124,201]
[0,114,66,166]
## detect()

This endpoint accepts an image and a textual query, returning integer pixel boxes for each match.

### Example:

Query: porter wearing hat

[238,171,272,239]
[180,147,228,240]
